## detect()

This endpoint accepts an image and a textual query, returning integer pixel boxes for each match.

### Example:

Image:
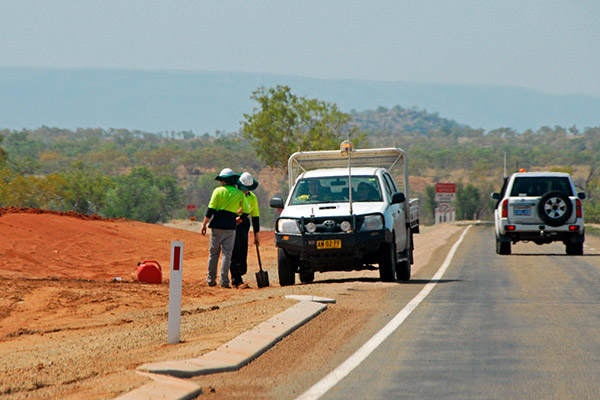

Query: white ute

[491,171,586,255]
[269,145,420,286]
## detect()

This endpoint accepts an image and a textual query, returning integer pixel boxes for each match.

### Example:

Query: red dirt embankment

[0,207,276,282]
[1,208,284,398]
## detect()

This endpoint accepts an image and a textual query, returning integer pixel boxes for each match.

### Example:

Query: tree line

[0,129,271,224]
[369,123,600,223]
[1,85,599,225]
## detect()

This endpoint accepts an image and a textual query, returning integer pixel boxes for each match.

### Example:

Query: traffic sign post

[168,241,183,344]
[435,203,455,224]
[187,204,197,222]
[435,183,456,223]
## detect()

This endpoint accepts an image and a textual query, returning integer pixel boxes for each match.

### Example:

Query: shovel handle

[255,243,263,271]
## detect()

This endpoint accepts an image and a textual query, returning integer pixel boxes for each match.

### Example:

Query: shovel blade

[255,270,270,288]
[254,243,269,288]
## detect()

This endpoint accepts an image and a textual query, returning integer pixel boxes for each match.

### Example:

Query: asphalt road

[312,225,600,400]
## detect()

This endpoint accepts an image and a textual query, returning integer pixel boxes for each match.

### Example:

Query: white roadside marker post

[168,241,183,344]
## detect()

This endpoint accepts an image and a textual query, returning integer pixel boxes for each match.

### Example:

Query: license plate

[514,207,531,216]
[316,239,341,249]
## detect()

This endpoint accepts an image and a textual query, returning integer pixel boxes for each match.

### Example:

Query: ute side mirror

[491,192,501,200]
[578,192,586,200]
[270,196,284,209]
[391,192,405,204]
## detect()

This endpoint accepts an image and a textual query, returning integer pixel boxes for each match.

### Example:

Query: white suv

[491,172,586,255]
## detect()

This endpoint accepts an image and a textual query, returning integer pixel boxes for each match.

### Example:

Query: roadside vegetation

[1,87,599,225]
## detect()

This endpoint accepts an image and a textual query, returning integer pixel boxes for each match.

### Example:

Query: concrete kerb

[118,296,333,399]
[117,371,202,400]
[284,294,337,303]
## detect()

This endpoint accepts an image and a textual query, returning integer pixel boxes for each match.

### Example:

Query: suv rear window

[510,177,573,197]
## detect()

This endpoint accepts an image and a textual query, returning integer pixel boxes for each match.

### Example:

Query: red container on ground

[137,260,162,284]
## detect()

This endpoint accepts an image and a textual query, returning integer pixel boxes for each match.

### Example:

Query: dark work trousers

[231,217,250,286]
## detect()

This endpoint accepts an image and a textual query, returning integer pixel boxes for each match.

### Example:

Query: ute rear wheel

[278,248,295,286]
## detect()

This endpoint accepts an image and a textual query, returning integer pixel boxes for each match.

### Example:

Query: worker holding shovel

[231,172,260,288]
[201,168,250,288]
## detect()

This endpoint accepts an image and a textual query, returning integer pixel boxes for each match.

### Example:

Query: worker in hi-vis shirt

[201,168,250,288]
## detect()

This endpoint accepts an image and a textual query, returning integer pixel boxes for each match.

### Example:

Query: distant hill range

[1,67,598,134]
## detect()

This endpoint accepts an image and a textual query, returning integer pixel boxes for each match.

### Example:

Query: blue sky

[1,0,599,97]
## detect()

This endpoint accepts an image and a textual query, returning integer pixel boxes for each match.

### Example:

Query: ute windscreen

[291,176,383,205]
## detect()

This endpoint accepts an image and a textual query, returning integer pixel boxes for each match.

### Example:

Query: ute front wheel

[278,248,296,286]
[379,242,396,282]
[396,257,411,281]
[396,239,412,281]
[299,270,315,283]
[396,233,412,281]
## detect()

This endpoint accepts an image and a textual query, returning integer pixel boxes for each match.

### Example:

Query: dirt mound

[0,207,126,221]
[0,209,254,281]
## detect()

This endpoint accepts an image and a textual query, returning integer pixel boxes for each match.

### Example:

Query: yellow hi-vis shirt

[206,185,250,230]
[246,192,260,218]
[239,191,260,233]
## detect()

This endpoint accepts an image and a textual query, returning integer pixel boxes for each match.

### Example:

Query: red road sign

[435,183,456,202]
[186,204,196,211]
[436,183,456,193]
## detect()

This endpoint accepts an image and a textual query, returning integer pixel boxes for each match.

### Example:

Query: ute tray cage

[287,147,408,190]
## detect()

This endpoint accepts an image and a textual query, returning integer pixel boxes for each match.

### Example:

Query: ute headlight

[340,220,352,232]
[306,222,317,233]
[277,219,300,234]
[360,215,383,231]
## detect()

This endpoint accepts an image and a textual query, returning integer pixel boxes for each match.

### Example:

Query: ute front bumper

[275,229,392,269]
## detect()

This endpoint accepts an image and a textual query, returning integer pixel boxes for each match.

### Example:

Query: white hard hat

[218,168,235,177]
[215,168,238,181]
[237,172,259,191]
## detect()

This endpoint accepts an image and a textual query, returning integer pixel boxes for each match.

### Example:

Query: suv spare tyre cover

[537,191,572,227]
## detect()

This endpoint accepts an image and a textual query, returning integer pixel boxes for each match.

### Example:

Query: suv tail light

[501,199,508,218]
[576,198,582,218]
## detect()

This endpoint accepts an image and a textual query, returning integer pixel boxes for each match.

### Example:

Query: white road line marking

[295,225,472,400]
